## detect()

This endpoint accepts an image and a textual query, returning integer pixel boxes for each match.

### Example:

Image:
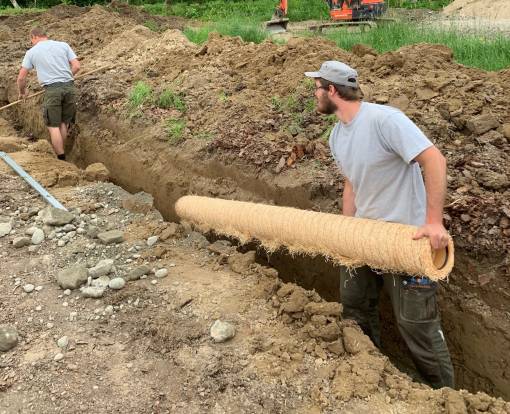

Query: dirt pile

[444,0,510,20]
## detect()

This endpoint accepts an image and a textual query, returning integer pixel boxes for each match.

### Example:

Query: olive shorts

[42,82,77,128]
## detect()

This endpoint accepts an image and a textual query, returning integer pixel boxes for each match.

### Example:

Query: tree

[10,0,21,8]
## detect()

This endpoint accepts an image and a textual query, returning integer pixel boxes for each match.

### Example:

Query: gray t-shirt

[22,40,76,86]
[329,102,433,226]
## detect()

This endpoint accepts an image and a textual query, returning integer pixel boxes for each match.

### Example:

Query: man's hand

[413,223,449,249]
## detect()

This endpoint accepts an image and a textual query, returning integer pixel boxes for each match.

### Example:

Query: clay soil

[1,4,510,413]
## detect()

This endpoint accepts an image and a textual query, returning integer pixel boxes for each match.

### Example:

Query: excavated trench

[40,114,506,401]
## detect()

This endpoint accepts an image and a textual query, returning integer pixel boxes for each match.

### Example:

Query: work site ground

[0,3,510,413]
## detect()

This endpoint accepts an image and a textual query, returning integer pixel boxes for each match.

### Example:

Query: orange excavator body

[274,0,386,22]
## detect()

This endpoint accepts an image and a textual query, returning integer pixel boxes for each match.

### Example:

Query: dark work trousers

[340,265,454,389]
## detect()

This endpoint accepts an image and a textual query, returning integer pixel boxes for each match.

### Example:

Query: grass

[143,19,159,32]
[387,0,452,11]
[183,19,268,44]
[156,89,186,111]
[128,81,152,109]
[166,118,186,144]
[143,0,328,22]
[0,6,45,15]
[324,22,510,71]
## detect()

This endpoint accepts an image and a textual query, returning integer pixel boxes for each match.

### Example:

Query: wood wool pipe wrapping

[175,196,454,280]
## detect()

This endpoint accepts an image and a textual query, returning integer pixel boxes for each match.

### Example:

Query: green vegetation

[324,22,510,71]
[195,130,215,140]
[387,0,452,11]
[143,19,159,32]
[0,6,45,15]
[184,20,267,44]
[166,118,186,144]
[128,81,152,109]
[156,89,186,111]
[143,0,328,22]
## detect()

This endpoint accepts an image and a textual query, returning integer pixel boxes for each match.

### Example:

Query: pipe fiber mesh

[175,196,454,280]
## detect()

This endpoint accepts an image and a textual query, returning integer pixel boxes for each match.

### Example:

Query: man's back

[22,40,76,86]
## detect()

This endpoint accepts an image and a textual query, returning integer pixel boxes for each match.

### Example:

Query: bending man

[17,27,80,161]
[305,61,454,389]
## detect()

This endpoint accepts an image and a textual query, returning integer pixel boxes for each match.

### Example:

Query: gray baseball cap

[305,61,358,88]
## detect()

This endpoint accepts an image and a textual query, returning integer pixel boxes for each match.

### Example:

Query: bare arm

[412,146,449,249]
[70,58,80,76]
[342,178,356,217]
[17,67,29,98]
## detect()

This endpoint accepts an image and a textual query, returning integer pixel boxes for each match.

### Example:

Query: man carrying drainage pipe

[305,61,454,389]
[17,27,80,161]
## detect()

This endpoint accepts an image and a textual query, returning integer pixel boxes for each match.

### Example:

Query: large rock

[13,237,31,248]
[0,325,18,352]
[228,251,256,274]
[0,222,12,238]
[97,230,124,245]
[81,286,105,298]
[56,265,88,290]
[84,163,109,182]
[88,259,114,278]
[40,206,75,226]
[31,228,45,245]
[281,289,309,313]
[210,320,235,343]
[466,114,500,135]
[121,192,153,214]
[124,265,150,281]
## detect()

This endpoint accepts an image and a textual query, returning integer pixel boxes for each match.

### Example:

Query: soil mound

[444,0,510,20]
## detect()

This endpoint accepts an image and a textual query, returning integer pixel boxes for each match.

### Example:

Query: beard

[317,95,337,115]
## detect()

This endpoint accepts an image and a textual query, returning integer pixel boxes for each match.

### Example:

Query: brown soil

[1,4,510,412]
[444,0,510,20]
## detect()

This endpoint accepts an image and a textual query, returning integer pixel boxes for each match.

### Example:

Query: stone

[155,268,168,278]
[31,228,45,245]
[23,284,35,293]
[62,224,76,232]
[88,259,114,278]
[80,286,105,298]
[57,336,69,349]
[159,223,180,240]
[13,236,31,248]
[0,222,12,237]
[84,163,110,182]
[0,325,18,352]
[91,276,110,288]
[207,240,233,255]
[104,305,114,316]
[97,230,124,245]
[187,231,210,249]
[87,225,99,238]
[502,123,510,140]
[147,236,159,247]
[210,320,236,343]
[465,114,500,135]
[281,290,309,313]
[56,265,88,290]
[304,302,343,317]
[342,326,375,354]
[40,206,75,226]
[108,277,126,290]
[124,265,151,281]
[54,353,64,362]
[228,251,256,274]
[121,192,153,214]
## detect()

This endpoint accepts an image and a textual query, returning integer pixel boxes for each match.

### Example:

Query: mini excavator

[266,0,387,33]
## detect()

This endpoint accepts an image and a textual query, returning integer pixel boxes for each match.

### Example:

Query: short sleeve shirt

[329,102,433,226]
[22,40,76,86]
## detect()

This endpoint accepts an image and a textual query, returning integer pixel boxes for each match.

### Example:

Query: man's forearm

[342,179,356,216]
[17,77,27,95]
[422,153,447,225]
